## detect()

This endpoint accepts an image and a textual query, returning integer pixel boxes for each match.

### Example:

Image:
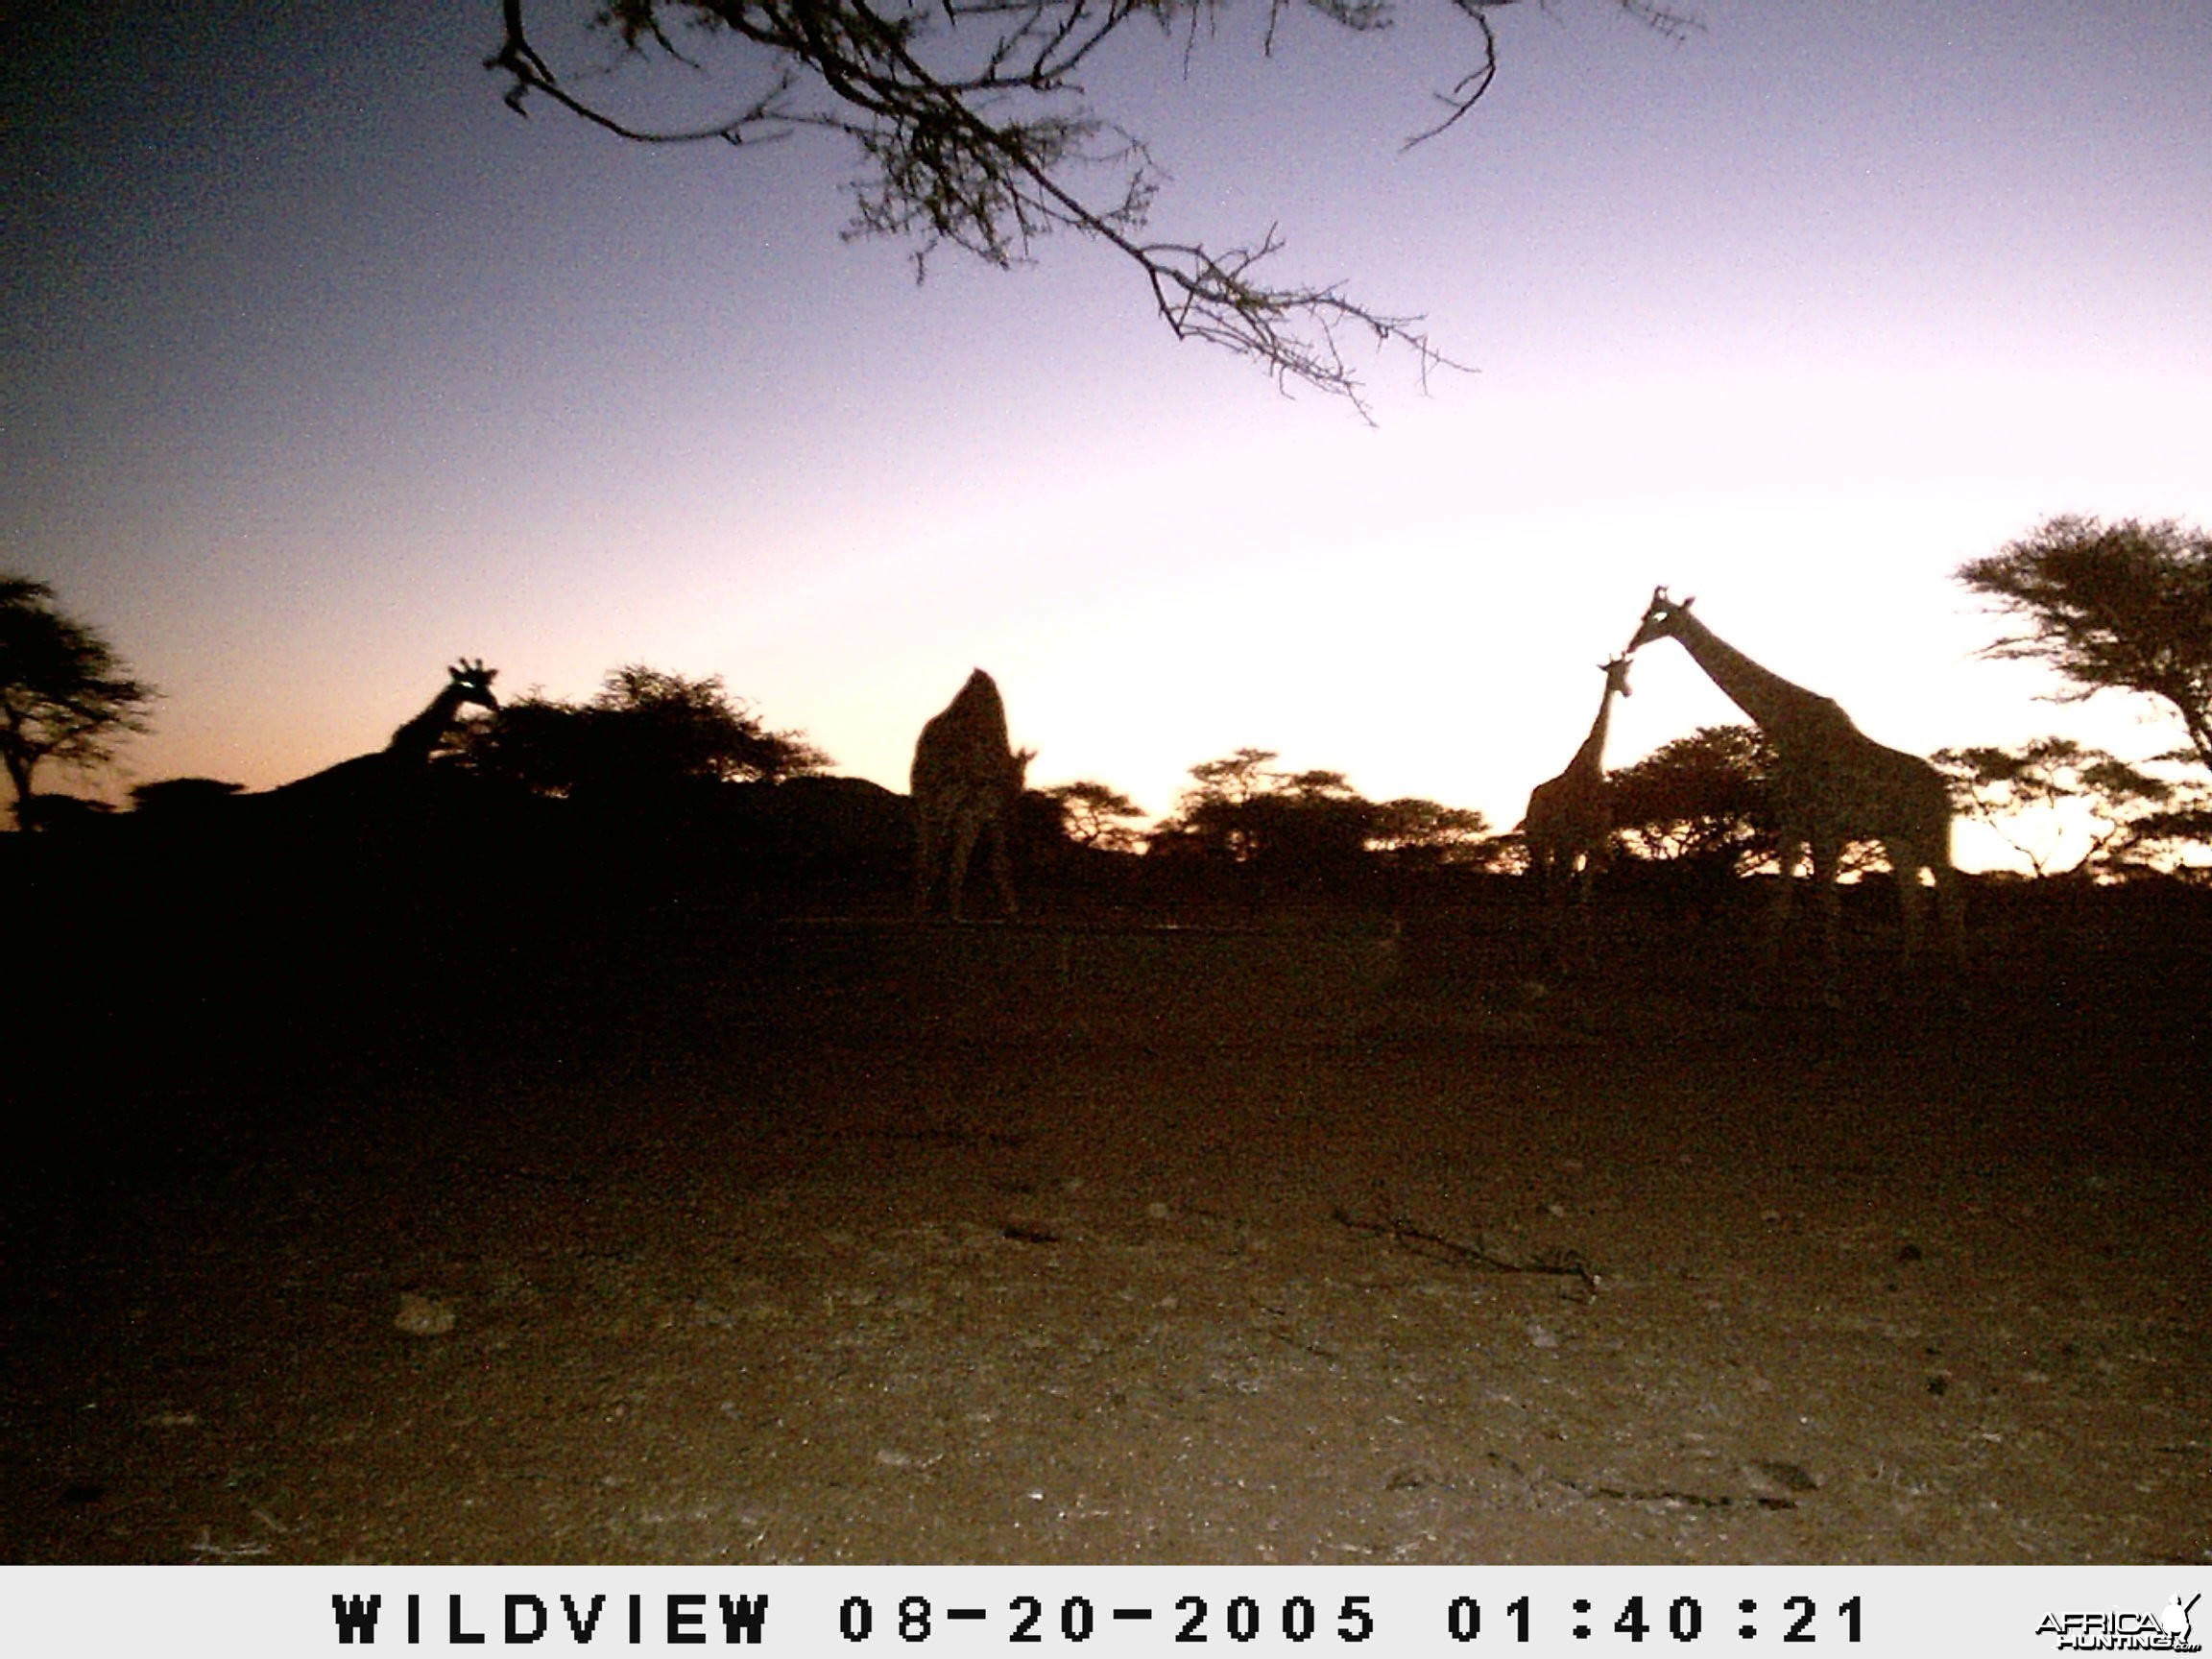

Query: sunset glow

[8,3,2208,869]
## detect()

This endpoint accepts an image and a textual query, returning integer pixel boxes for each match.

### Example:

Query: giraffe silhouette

[270,660,500,805]
[1625,589,1961,996]
[910,668,1032,921]
[1523,655,1634,907]
[380,659,499,766]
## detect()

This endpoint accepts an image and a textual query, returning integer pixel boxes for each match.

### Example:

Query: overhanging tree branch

[486,0,1694,413]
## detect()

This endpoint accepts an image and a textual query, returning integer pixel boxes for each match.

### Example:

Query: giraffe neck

[386,685,466,763]
[1666,611,1825,737]
[1569,684,1619,776]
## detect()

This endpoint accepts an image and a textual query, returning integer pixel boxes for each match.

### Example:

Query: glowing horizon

[6,3,2208,876]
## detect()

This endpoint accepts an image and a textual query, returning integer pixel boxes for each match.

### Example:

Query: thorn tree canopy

[1605,723,1771,871]
[1040,780,1148,852]
[0,576,158,829]
[1956,516,2212,775]
[1932,736,2195,880]
[468,663,832,801]
[486,0,1697,416]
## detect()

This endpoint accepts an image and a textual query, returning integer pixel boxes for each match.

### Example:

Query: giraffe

[381,659,499,765]
[910,668,1033,921]
[269,660,500,802]
[1523,655,1634,905]
[1625,589,1962,995]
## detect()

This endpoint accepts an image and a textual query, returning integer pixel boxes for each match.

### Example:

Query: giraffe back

[912,670,1023,806]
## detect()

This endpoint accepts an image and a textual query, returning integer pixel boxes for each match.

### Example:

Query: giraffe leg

[1809,833,1843,1008]
[1571,853,1599,972]
[1534,846,1576,975]
[1892,854,1925,971]
[985,816,1019,919]
[914,809,941,917]
[947,817,981,923]
[1935,865,1966,966]
[1896,849,1970,1006]
[1891,837,1969,984]
[1761,833,1802,997]
[1920,862,1971,1008]
[1530,849,1566,969]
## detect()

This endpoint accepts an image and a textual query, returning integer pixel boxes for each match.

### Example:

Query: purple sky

[6,1,2209,867]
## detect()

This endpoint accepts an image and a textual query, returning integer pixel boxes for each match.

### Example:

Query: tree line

[6,515,2212,881]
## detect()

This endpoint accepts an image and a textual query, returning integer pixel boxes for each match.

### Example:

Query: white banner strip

[2,1565,2203,1655]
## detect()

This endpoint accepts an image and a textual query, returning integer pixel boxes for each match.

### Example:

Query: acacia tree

[470,664,830,800]
[0,577,158,829]
[1366,794,1496,866]
[1605,724,1771,871]
[1957,516,2212,774]
[1153,749,1355,864]
[1151,747,1487,870]
[1040,780,1147,852]
[1933,737,2205,880]
[487,0,1695,414]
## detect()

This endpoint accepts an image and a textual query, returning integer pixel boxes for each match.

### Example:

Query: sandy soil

[3,899,2207,1566]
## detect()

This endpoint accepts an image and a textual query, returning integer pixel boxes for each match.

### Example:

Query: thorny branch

[488,0,1695,416]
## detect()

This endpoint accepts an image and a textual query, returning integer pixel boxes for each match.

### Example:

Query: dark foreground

[3,861,2207,1564]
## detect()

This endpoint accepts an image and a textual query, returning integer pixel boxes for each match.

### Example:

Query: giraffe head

[1626,587,1695,654]
[1599,655,1633,698]
[446,659,500,714]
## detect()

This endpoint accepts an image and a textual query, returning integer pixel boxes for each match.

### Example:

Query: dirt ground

[3,897,2208,1566]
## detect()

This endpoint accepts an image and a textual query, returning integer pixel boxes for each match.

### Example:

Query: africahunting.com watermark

[2039,1593,2202,1651]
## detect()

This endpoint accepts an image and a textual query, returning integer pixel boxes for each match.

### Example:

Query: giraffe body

[911,668,1032,921]
[1524,656,1633,905]
[1626,590,1962,994]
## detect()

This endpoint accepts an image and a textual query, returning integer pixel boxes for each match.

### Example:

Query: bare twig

[1330,1203,1599,1289]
